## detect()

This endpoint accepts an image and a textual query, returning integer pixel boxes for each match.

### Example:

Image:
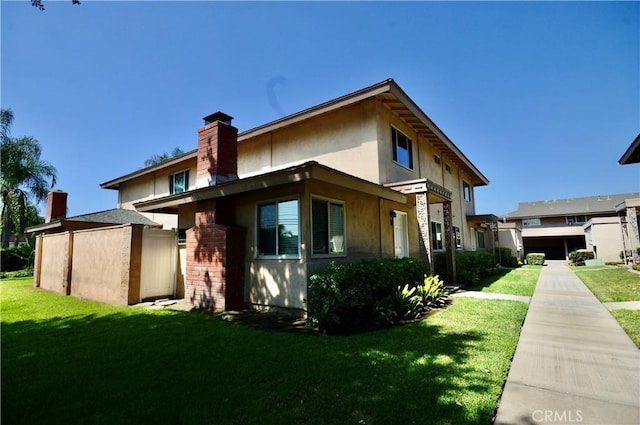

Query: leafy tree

[144,147,185,167]
[1,109,57,248]
[31,0,80,11]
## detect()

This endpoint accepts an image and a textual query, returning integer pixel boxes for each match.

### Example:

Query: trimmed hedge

[497,247,519,268]
[526,253,545,266]
[307,258,430,333]
[435,251,501,286]
[568,250,595,266]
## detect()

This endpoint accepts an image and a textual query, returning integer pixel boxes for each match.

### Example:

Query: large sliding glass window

[312,198,345,256]
[258,199,299,257]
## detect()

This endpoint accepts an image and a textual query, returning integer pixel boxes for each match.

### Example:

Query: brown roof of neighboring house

[504,193,640,219]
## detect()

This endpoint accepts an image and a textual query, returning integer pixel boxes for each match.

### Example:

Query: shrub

[605,261,624,266]
[455,251,500,286]
[526,253,545,266]
[377,275,450,327]
[497,247,519,268]
[434,250,500,286]
[307,258,424,333]
[1,245,34,272]
[568,250,595,266]
[633,264,640,272]
[417,274,449,308]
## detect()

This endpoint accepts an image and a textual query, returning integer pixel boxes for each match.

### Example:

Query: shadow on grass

[463,268,511,291]
[2,305,503,425]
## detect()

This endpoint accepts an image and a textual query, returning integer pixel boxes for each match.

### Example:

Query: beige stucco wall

[238,99,380,184]
[117,160,196,229]
[38,232,72,295]
[498,223,523,260]
[584,217,624,262]
[231,179,415,310]
[70,225,140,305]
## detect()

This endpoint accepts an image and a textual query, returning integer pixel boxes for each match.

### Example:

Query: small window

[566,215,587,225]
[430,221,443,251]
[391,127,413,170]
[463,181,471,202]
[177,228,187,244]
[258,199,300,257]
[453,226,462,250]
[169,170,189,194]
[522,218,541,227]
[445,163,451,173]
[434,154,441,166]
[312,198,345,256]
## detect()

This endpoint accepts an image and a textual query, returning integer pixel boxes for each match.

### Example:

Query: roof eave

[100,149,197,190]
[387,82,490,186]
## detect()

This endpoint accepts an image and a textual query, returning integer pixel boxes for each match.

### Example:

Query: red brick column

[185,200,245,311]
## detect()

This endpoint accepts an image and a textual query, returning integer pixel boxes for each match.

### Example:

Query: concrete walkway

[494,261,640,425]
[451,290,531,304]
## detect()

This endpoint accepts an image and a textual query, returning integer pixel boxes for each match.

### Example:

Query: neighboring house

[503,193,639,262]
[35,79,493,311]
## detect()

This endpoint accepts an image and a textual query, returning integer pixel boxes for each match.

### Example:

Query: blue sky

[2,0,639,217]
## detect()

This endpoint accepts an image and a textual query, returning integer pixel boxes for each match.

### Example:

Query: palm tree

[1,109,57,247]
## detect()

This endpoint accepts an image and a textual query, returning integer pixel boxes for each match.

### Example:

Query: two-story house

[47,79,490,311]
[503,193,639,262]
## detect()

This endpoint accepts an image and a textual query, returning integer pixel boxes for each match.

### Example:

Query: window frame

[477,230,486,250]
[462,180,472,202]
[169,169,190,195]
[434,154,441,166]
[391,126,414,170]
[522,218,541,227]
[566,215,587,225]
[256,197,301,259]
[311,196,347,258]
[430,221,444,251]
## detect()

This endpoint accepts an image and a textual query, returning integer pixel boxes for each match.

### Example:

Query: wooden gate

[140,228,177,300]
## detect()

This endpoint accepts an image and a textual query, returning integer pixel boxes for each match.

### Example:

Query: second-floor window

[463,181,472,202]
[522,218,541,227]
[169,170,189,194]
[258,198,300,258]
[391,127,413,170]
[566,215,586,225]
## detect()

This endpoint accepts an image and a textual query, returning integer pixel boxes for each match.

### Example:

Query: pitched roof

[26,209,161,233]
[504,193,640,219]
[65,209,161,225]
[101,78,489,190]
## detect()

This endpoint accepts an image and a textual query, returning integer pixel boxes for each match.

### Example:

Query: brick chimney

[196,111,238,188]
[46,190,68,223]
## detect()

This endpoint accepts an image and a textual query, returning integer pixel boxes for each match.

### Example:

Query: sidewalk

[494,261,640,425]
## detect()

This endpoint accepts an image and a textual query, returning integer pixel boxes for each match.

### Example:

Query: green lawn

[573,266,640,302]
[1,278,528,425]
[466,266,541,297]
[611,309,640,348]
[572,266,640,348]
